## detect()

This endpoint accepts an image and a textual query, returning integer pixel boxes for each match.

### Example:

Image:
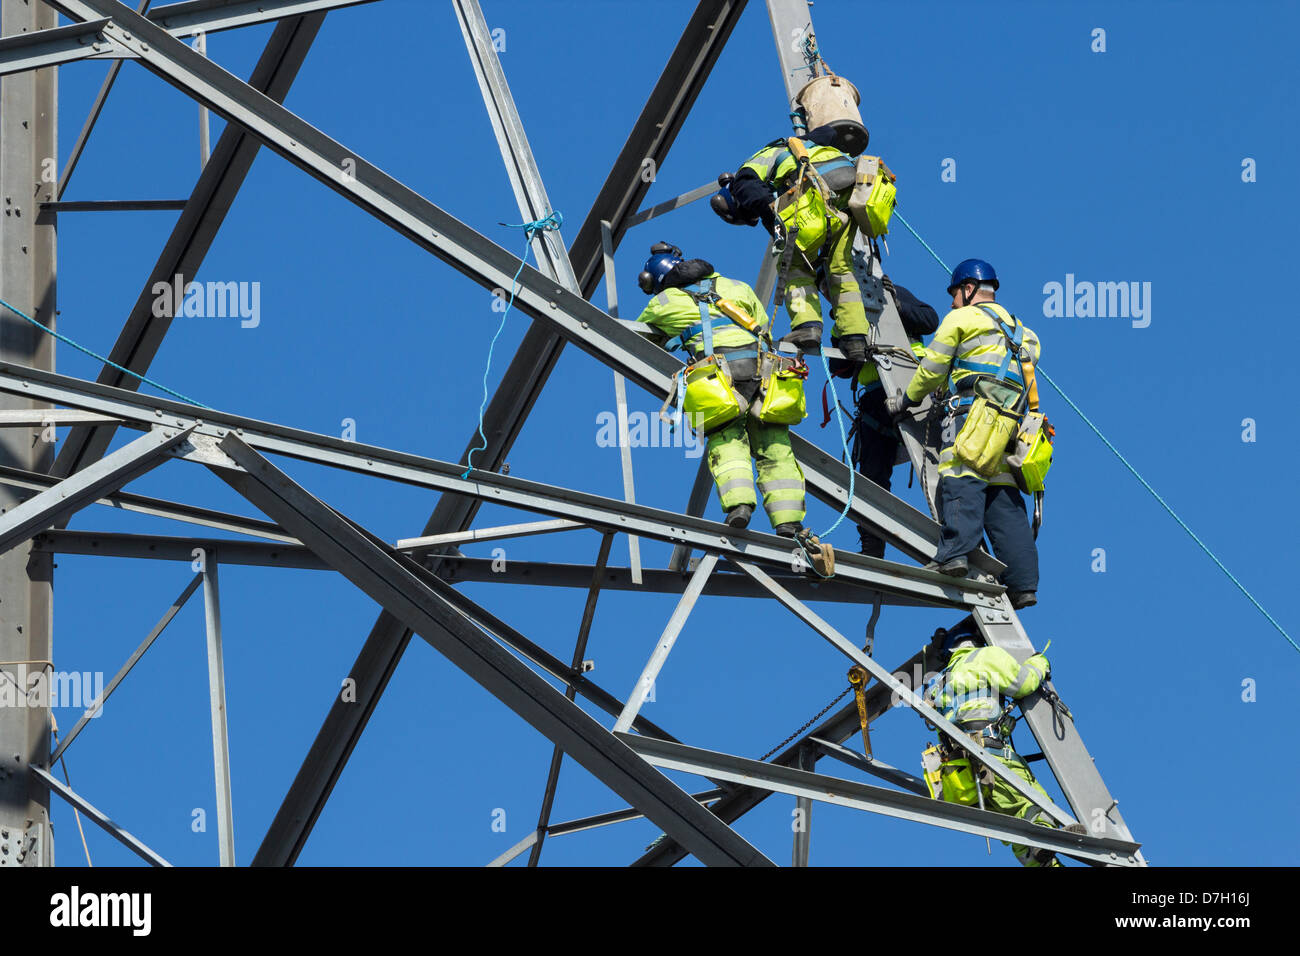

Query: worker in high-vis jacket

[887,259,1041,609]
[828,275,939,557]
[718,126,870,369]
[923,622,1078,867]
[633,243,807,535]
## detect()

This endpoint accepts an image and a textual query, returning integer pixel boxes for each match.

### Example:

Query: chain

[758,685,853,762]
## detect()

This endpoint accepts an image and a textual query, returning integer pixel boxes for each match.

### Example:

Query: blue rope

[463,210,564,479]
[892,209,950,276]
[894,211,1297,655]
[1036,366,1298,655]
[0,294,209,408]
[816,349,854,539]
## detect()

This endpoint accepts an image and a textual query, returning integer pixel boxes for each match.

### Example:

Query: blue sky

[35,0,1296,866]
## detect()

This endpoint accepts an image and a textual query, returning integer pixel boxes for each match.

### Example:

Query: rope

[462,211,564,479]
[1036,365,1297,655]
[895,210,1297,656]
[816,348,854,539]
[0,295,209,408]
[892,209,951,275]
[51,727,92,867]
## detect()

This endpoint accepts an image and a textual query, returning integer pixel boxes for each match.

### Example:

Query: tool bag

[660,278,766,433]
[950,305,1031,479]
[1006,411,1055,493]
[755,351,808,425]
[847,154,897,238]
[770,137,847,253]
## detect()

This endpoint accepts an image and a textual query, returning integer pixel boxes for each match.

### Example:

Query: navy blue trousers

[853,386,901,558]
[933,475,1039,593]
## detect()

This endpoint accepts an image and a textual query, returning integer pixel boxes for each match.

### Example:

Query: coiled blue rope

[817,348,854,539]
[893,208,1297,654]
[0,294,209,408]
[462,210,564,479]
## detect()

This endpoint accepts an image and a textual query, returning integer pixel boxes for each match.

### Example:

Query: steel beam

[0,426,193,556]
[0,464,292,541]
[33,529,938,607]
[0,18,113,76]
[614,553,717,733]
[527,532,614,866]
[51,10,326,480]
[547,789,726,838]
[207,434,773,866]
[620,734,1140,866]
[667,459,713,572]
[31,766,171,867]
[395,517,582,552]
[42,199,188,211]
[49,572,203,763]
[202,556,235,866]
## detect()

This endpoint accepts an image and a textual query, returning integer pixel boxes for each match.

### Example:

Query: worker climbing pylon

[921,620,1081,867]
[634,242,830,574]
[886,259,1043,608]
[827,273,939,557]
[715,125,873,371]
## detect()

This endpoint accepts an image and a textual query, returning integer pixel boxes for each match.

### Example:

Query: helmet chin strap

[960,281,977,307]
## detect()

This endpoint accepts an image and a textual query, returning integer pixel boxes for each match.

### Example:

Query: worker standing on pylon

[887,259,1043,608]
[921,620,1080,867]
[828,274,939,557]
[633,243,830,572]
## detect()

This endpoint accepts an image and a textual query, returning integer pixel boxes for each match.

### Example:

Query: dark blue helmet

[934,617,981,662]
[947,258,999,295]
[638,242,683,294]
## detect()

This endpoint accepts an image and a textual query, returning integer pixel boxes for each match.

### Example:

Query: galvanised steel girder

[32,529,929,607]
[205,433,775,867]
[619,734,1140,866]
[0,426,193,556]
[0,1,376,77]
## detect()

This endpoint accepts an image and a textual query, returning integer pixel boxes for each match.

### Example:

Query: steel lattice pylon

[0,0,1143,867]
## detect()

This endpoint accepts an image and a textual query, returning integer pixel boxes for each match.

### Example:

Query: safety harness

[946,303,1028,414]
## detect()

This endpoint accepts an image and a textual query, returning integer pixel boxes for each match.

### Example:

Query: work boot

[724,504,753,529]
[859,533,886,560]
[923,555,969,577]
[774,522,802,538]
[1009,590,1038,610]
[777,322,823,354]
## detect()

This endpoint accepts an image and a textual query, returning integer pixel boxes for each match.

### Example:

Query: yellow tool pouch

[952,378,1027,478]
[1007,412,1054,493]
[775,183,830,253]
[938,757,980,806]
[847,155,897,238]
[679,355,742,433]
[755,353,807,425]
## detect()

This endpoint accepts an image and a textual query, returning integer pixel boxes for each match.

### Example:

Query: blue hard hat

[638,242,683,294]
[935,617,981,661]
[947,258,999,294]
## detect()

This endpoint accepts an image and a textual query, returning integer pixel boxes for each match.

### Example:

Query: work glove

[885,389,918,424]
[778,322,823,354]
